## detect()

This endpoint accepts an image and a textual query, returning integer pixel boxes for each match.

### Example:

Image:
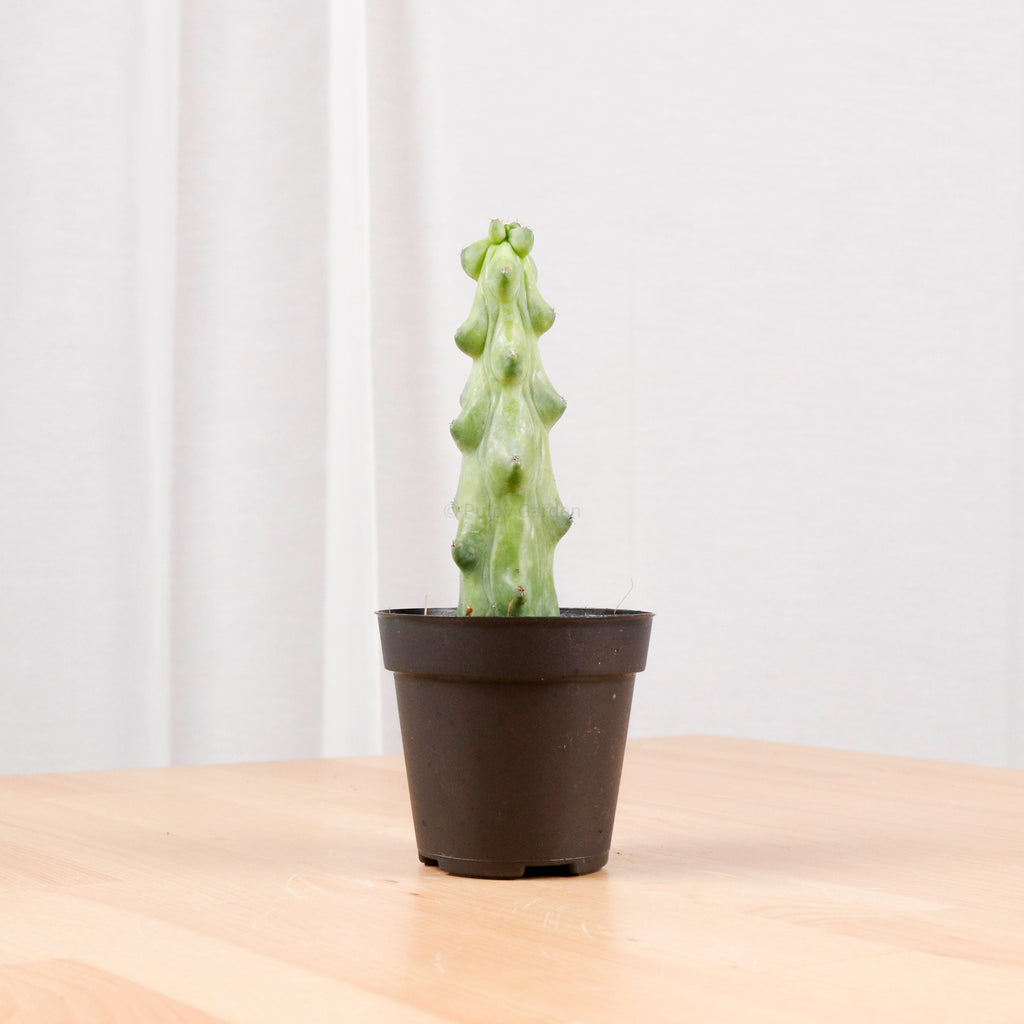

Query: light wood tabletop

[1,735,1023,1022]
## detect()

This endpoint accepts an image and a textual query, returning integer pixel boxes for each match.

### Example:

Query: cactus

[450,219,571,616]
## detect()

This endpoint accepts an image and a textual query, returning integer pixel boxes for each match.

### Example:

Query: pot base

[418,851,609,880]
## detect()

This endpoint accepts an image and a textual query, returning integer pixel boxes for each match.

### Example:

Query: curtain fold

[1,1,172,773]
[172,0,332,766]
[323,0,381,756]
[0,0,382,773]
[135,0,180,768]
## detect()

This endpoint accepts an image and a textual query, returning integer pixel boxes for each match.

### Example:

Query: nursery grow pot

[376,607,654,879]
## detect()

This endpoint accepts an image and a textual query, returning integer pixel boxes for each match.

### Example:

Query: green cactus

[450,219,572,616]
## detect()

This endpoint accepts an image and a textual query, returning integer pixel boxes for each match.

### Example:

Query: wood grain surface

[1,736,1022,1022]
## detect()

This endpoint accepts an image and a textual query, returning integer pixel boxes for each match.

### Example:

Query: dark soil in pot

[377,608,654,879]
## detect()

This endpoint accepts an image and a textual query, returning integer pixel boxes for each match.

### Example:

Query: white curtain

[3,1,1023,774]
[1,0,380,773]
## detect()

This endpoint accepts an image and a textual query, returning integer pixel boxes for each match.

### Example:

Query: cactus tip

[509,225,534,257]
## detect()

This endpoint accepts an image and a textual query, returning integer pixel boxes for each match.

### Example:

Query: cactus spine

[451,220,571,616]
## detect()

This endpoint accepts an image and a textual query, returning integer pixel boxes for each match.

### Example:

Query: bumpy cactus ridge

[451,219,571,616]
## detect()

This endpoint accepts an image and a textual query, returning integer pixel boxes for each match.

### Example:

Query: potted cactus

[377,220,653,878]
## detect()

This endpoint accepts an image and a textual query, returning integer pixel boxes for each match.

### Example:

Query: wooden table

[2,736,1023,1022]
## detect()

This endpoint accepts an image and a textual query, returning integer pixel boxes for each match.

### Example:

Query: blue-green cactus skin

[451,220,570,616]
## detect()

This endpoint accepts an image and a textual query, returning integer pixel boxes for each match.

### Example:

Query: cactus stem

[453,221,569,616]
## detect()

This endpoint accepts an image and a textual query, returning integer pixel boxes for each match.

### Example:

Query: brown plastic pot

[376,607,654,878]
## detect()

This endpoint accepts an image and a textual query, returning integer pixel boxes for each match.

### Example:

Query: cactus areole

[450,219,571,616]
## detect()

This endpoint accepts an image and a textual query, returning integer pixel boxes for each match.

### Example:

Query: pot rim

[376,606,654,620]
[377,606,654,678]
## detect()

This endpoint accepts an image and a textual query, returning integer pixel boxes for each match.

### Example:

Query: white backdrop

[2,1,1022,773]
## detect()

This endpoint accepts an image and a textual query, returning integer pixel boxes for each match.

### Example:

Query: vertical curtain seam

[1008,139,1024,771]
[322,0,381,756]
[138,0,181,766]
